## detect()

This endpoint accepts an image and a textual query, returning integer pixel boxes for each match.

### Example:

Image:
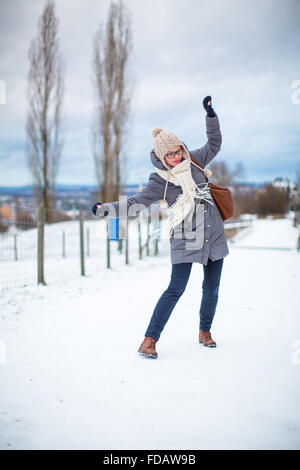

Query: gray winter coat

[96,114,229,266]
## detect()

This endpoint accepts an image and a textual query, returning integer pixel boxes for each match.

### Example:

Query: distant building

[272,177,295,191]
[0,204,13,220]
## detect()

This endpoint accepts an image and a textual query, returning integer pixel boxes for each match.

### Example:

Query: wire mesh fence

[0,204,164,292]
[0,203,253,292]
[0,212,38,290]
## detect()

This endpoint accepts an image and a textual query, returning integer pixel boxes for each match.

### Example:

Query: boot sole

[138,349,158,359]
[199,340,217,348]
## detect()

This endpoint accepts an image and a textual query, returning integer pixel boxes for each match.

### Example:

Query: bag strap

[190,156,209,182]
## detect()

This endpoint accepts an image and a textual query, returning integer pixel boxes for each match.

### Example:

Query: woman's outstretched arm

[94,173,163,218]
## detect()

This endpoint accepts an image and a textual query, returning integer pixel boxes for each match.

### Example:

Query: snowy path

[232,217,299,250]
[0,218,299,450]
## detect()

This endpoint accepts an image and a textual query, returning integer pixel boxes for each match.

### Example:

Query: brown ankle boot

[199,329,216,348]
[138,336,158,359]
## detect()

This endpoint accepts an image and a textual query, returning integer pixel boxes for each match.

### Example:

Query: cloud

[0,0,299,186]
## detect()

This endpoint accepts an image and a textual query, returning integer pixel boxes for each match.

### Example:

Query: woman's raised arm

[189,96,222,168]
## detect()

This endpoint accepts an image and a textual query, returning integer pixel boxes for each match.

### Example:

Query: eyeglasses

[165,147,183,159]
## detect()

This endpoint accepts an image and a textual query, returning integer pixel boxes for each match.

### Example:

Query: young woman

[92,96,229,359]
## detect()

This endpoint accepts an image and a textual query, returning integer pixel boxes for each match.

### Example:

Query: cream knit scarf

[154,158,213,239]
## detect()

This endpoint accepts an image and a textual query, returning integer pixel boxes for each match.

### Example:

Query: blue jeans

[144,258,224,341]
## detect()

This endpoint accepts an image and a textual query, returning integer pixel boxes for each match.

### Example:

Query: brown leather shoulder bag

[190,156,234,222]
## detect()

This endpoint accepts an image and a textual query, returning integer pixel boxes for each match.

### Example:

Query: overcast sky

[0,0,299,186]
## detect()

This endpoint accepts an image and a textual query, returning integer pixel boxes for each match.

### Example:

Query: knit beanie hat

[152,127,191,170]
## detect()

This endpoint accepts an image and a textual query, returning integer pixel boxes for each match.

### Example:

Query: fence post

[62,230,65,258]
[14,234,18,261]
[79,209,85,276]
[138,218,142,259]
[125,218,129,265]
[37,204,46,285]
[106,217,111,268]
[86,227,90,257]
[146,212,150,256]
[154,216,159,256]
[118,221,123,254]
[119,219,126,254]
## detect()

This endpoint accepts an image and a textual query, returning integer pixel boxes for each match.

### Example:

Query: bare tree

[293,170,300,226]
[92,0,134,203]
[254,184,289,217]
[209,160,246,188]
[232,162,246,184]
[209,161,234,187]
[26,0,65,222]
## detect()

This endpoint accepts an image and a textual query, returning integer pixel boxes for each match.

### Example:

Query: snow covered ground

[0,217,299,450]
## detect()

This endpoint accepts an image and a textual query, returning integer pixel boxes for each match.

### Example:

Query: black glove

[91,201,108,217]
[203,95,216,118]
